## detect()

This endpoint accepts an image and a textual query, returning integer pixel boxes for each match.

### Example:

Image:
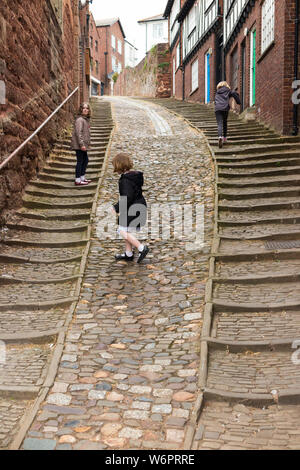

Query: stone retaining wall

[0,0,79,223]
[113,43,171,98]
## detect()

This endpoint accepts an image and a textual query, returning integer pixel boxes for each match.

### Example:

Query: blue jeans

[75,150,89,179]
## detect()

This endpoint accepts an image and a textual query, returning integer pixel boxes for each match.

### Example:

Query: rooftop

[138,14,166,24]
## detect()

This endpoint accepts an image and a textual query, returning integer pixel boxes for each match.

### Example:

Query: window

[118,40,122,55]
[153,22,163,40]
[90,58,94,72]
[112,56,117,72]
[95,40,98,52]
[90,36,93,49]
[261,0,274,53]
[111,34,116,50]
[118,62,122,73]
[96,60,99,75]
[176,44,180,69]
[191,59,198,92]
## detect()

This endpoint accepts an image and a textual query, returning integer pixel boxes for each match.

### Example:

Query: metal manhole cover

[265,240,300,250]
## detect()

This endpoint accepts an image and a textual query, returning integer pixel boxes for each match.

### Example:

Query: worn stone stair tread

[0,297,77,311]
[203,388,300,403]
[219,198,300,211]
[218,158,300,169]
[220,226,300,240]
[215,143,300,156]
[16,208,91,221]
[219,185,300,197]
[204,336,298,348]
[6,217,89,232]
[219,216,300,226]
[214,309,300,344]
[25,187,95,199]
[218,175,300,188]
[213,299,300,311]
[219,165,300,178]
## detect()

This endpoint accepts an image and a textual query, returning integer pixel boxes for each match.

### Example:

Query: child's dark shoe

[137,246,149,264]
[115,252,134,261]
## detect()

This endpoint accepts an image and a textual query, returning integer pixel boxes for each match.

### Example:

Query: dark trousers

[215,110,229,138]
[75,150,89,179]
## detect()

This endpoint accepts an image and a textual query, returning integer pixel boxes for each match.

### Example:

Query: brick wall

[113,43,171,98]
[0,0,79,222]
[97,21,125,95]
[183,34,217,104]
[224,0,297,135]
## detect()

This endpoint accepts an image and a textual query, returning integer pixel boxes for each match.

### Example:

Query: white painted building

[124,40,139,68]
[138,14,168,57]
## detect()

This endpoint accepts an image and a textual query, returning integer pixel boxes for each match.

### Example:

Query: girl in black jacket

[215,81,241,148]
[112,153,149,264]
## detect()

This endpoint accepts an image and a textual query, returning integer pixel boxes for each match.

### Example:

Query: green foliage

[158,62,170,71]
[143,59,148,71]
[150,44,158,55]
[112,72,119,83]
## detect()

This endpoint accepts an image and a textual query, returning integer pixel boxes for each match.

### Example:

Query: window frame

[261,0,275,54]
[191,59,199,93]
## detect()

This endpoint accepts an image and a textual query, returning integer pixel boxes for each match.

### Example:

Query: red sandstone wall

[0,0,79,222]
[114,43,171,98]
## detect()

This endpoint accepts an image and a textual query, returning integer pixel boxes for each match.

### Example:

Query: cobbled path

[20,97,214,450]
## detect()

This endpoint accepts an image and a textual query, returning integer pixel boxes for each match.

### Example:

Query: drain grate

[265,240,300,250]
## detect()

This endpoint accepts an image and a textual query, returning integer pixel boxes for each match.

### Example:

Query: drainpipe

[293,0,299,135]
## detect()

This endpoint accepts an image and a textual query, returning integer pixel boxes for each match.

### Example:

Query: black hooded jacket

[215,86,241,112]
[114,171,147,228]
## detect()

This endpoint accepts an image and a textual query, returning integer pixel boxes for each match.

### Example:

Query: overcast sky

[90,0,167,62]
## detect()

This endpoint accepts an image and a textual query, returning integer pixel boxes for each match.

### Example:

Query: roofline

[163,0,175,18]
[177,0,195,23]
[138,15,166,24]
[124,39,138,50]
[96,18,126,38]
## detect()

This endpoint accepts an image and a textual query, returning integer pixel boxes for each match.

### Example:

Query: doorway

[250,29,256,106]
[205,52,211,103]
[241,40,246,111]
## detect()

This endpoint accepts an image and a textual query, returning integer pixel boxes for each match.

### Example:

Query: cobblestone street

[20,98,214,450]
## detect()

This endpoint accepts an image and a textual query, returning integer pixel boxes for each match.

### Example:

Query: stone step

[35,172,100,183]
[215,257,300,281]
[211,136,300,147]
[218,174,300,188]
[0,244,84,264]
[6,218,89,233]
[22,194,93,209]
[25,186,95,199]
[216,150,300,163]
[213,279,300,309]
[206,349,300,398]
[218,207,300,223]
[194,400,300,450]
[0,260,80,282]
[219,197,300,211]
[219,186,300,200]
[0,278,77,308]
[2,228,87,247]
[218,157,300,169]
[0,397,34,449]
[219,164,300,178]
[219,223,300,240]
[16,207,91,221]
[215,143,300,156]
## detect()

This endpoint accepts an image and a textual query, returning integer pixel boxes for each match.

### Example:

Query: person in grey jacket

[71,103,91,186]
[215,81,241,148]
